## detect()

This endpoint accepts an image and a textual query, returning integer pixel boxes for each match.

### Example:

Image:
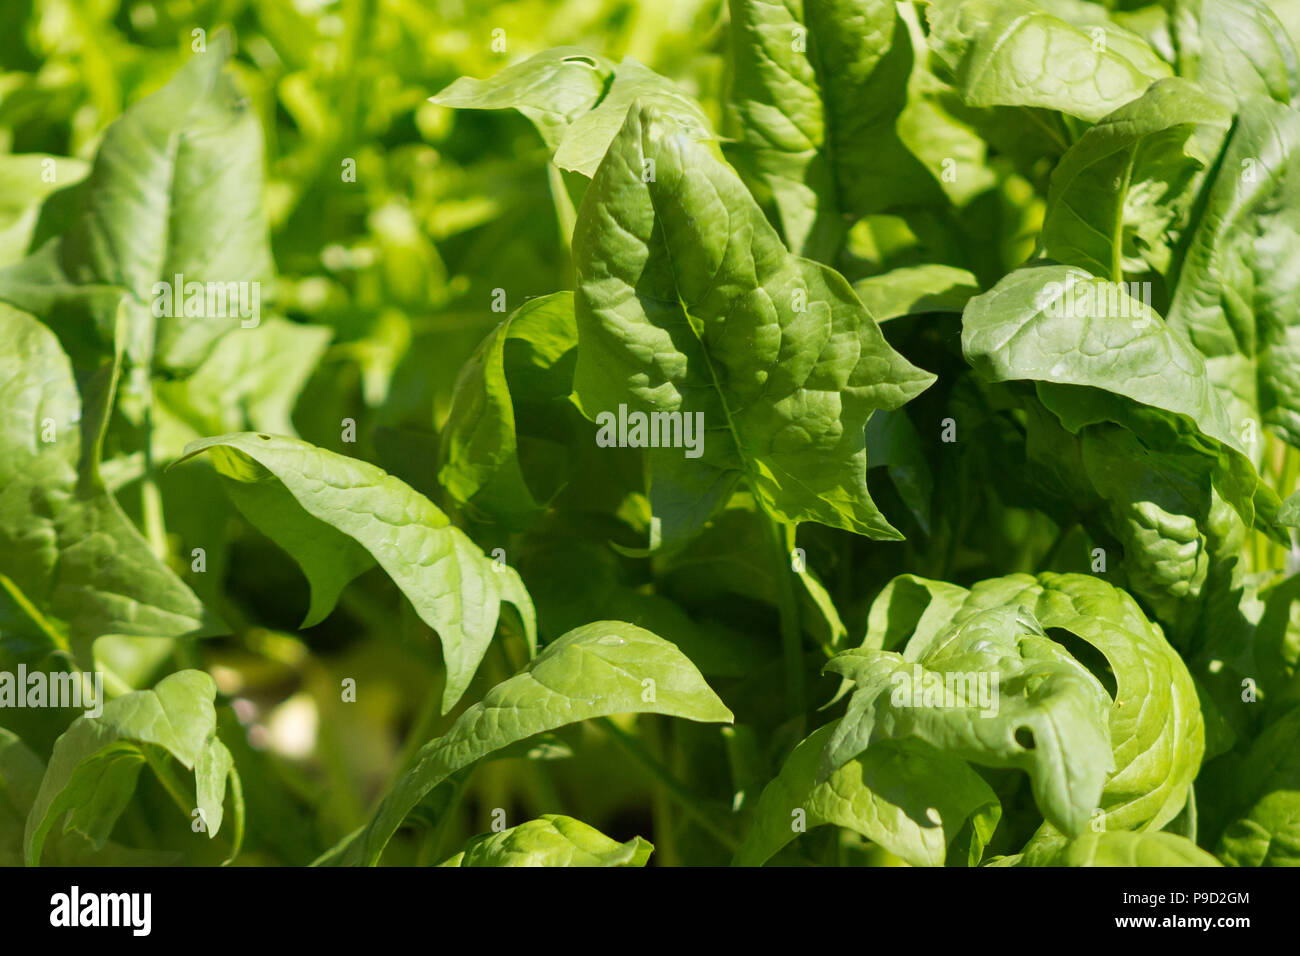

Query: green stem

[594,717,738,852]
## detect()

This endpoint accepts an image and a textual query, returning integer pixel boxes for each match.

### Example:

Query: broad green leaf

[1033,0,1179,71]
[439,292,577,528]
[1165,97,1300,448]
[516,525,779,675]
[203,462,376,629]
[317,621,733,865]
[1209,707,1300,866]
[858,573,1205,834]
[733,722,1001,867]
[1170,0,1300,110]
[177,433,535,711]
[964,265,1240,452]
[823,604,1113,836]
[0,303,209,667]
[439,814,652,867]
[430,48,614,152]
[1,728,177,866]
[926,0,1171,122]
[962,264,1270,528]
[726,0,943,259]
[432,50,713,178]
[960,574,1206,832]
[572,105,935,547]
[1036,78,1231,282]
[852,265,980,321]
[0,30,273,372]
[24,670,242,866]
[1041,830,1220,866]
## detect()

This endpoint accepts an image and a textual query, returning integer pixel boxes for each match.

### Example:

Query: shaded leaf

[178,432,535,711]
[733,722,1000,867]
[24,670,242,865]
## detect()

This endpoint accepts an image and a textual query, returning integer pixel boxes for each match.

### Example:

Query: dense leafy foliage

[1,0,1299,868]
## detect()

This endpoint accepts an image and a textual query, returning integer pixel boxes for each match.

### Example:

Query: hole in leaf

[1015,727,1036,749]
[257,433,271,440]
[1046,627,1117,699]
[561,54,599,68]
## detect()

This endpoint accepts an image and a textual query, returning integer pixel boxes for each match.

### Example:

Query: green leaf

[1079,426,1212,629]
[572,105,935,547]
[1280,492,1300,528]
[964,265,1241,451]
[926,0,1171,122]
[594,587,776,679]
[432,50,713,178]
[153,317,332,461]
[962,264,1270,529]
[1165,96,1300,448]
[859,573,1206,834]
[430,48,614,152]
[726,0,943,259]
[864,574,972,652]
[864,408,935,534]
[177,432,535,711]
[1209,707,1300,866]
[0,154,89,267]
[1170,0,1300,110]
[823,604,1113,836]
[439,292,577,528]
[439,814,652,867]
[317,621,733,865]
[0,728,47,865]
[0,29,273,372]
[733,722,1001,867]
[1,728,178,866]
[1036,78,1231,282]
[0,303,209,667]
[963,574,1206,832]
[1040,830,1221,866]
[24,670,242,866]
[852,265,980,321]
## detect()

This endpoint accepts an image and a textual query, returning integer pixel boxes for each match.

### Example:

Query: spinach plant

[2,0,1300,869]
